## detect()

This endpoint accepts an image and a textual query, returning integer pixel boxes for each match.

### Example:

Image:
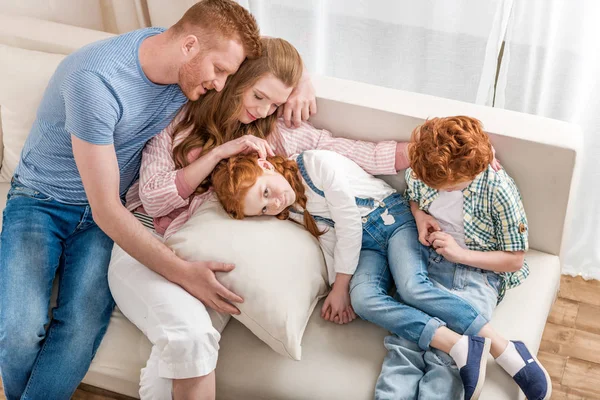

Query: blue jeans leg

[0,193,63,399]
[420,347,463,400]
[23,222,115,399]
[375,335,463,400]
[350,248,445,350]
[375,335,425,400]
[388,219,488,337]
[0,183,115,400]
[427,256,501,322]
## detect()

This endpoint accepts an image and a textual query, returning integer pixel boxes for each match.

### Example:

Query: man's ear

[181,34,199,58]
[257,158,275,171]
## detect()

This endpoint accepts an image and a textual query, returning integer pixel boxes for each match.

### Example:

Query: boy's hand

[414,210,442,246]
[321,285,356,325]
[429,231,467,264]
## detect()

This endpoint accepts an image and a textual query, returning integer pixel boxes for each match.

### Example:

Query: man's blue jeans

[0,179,115,399]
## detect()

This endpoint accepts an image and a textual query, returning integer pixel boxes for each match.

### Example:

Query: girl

[108,37,408,400]
[210,150,540,400]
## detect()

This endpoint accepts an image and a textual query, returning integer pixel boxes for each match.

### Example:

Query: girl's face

[243,160,296,216]
[238,73,294,124]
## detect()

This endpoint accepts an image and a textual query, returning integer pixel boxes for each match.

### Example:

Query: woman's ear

[257,158,275,171]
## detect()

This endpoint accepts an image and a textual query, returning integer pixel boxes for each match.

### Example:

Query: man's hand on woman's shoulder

[280,72,317,129]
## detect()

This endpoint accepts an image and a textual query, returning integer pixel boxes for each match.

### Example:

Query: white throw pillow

[166,195,329,360]
[0,44,65,182]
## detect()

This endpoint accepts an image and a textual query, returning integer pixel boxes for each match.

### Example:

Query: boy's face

[435,179,473,192]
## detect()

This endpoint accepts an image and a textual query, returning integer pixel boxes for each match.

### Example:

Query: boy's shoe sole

[529,348,552,400]
[512,340,553,400]
[469,337,491,400]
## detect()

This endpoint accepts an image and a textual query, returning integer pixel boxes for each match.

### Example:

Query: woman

[108,37,408,400]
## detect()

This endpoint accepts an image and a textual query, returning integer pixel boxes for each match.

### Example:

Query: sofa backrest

[0,13,114,55]
[0,13,582,258]
[310,76,582,257]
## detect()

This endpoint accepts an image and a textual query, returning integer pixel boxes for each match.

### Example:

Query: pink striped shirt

[126,118,403,239]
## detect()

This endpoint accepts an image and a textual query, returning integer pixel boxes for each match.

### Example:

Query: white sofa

[0,14,582,400]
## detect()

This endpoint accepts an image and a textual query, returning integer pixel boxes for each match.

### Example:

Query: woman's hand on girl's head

[216,135,275,160]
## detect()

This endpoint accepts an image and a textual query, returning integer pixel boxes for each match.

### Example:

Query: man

[0,0,315,398]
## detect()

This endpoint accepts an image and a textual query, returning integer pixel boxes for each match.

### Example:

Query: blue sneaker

[511,341,552,400]
[460,336,491,400]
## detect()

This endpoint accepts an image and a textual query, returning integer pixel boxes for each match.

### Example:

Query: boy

[399,116,550,399]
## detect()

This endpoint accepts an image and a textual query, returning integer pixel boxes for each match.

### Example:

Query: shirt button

[362,217,368,223]
[379,201,386,207]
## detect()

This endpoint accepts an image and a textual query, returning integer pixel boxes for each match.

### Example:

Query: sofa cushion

[82,249,559,400]
[165,196,329,360]
[214,249,560,400]
[0,44,65,182]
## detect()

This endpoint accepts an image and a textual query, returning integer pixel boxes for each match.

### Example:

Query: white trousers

[108,243,230,399]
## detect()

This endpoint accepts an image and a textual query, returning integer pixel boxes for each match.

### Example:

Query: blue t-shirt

[14,27,188,204]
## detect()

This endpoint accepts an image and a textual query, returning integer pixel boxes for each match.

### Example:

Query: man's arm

[280,66,317,128]
[71,135,243,314]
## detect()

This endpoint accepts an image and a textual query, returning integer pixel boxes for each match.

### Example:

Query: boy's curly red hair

[408,116,493,188]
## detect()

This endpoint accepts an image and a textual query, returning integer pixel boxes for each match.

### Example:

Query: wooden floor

[539,276,600,399]
[1,275,599,399]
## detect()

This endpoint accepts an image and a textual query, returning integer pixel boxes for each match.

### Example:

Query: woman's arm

[138,121,193,218]
[140,120,275,217]
[274,120,408,175]
[180,135,274,191]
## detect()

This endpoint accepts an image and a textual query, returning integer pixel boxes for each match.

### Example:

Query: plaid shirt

[405,166,529,300]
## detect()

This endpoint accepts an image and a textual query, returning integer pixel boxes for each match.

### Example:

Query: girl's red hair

[211,155,325,238]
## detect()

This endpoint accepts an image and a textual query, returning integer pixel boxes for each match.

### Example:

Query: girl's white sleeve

[311,156,363,277]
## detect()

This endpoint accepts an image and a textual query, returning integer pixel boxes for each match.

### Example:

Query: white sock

[449,335,470,369]
[495,341,527,377]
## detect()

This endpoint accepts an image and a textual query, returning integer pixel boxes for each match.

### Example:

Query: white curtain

[495,0,600,280]
[247,0,511,104]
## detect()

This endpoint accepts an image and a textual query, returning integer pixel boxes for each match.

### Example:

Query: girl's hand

[216,135,275,160]
[321,285,355,325]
